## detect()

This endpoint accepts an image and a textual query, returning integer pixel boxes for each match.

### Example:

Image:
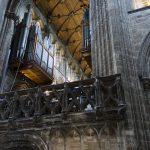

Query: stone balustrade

[0,74,126,122]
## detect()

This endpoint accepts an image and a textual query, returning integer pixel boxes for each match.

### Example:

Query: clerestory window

[133,0,150,9]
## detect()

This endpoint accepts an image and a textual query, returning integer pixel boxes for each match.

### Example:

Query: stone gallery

[0,0,149,149]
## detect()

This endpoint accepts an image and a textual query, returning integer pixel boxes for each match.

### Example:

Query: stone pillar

[90,0,150,149]
[0,0,19,93]
[0,0,10,33]
[90,0,116,77]
[0,15,15,92]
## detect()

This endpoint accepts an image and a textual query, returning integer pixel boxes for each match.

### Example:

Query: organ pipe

[17,5,32,59]
[82,8,90,50]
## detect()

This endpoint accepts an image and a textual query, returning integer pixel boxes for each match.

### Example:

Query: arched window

[133,0,150,9]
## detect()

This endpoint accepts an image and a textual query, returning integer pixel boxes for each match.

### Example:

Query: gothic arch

[66,128,81,150]
[50,129,65,150]
[0,133,48,150]
[138,32,150,78]
[99,126,118,150]
[82,127,99,150]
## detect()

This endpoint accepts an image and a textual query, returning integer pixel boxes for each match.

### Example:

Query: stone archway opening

[4,146,38,150]
[2,141,41,150]
[0,133,48,150]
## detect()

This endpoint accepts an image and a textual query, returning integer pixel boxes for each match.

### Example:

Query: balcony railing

[0,74,126,121]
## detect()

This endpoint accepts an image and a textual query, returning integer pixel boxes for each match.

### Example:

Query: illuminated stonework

[134,0,150,9]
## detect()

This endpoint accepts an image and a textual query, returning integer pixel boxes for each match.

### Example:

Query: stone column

[0,0,20,92]
[0,16,15,92]
[90,0,150,149]
[0,0,9,32]
[90,0,116,77]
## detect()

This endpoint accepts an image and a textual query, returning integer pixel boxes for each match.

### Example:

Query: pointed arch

[0,133,48,150]
[66,128,81,150]
[99,126,118,150]
[82,127,99,150]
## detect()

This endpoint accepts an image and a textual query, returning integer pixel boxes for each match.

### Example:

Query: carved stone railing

[0,74,126,122]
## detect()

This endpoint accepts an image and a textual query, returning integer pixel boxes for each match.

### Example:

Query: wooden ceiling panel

[38,0,91,76]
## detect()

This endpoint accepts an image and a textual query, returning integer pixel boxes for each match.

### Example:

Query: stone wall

[128,8,150,67]
[0,0,149,149]
[0,125,122,150]
[90,0,150,149]
[0,0,9,33]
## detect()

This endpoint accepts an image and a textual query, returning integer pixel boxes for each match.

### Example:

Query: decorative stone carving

[0,74,126,122]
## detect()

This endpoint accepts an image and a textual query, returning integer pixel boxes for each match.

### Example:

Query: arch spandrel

[0,133,48,150]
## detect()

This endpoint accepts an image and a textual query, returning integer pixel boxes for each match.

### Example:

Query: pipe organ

[81,7,92,71]
[10,7,54,85]
[9,6,83,88]
[10,6,32,63]
[82,8,90,53]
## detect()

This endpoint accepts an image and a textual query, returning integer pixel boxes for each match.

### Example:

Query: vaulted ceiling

[34,0,91,77]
